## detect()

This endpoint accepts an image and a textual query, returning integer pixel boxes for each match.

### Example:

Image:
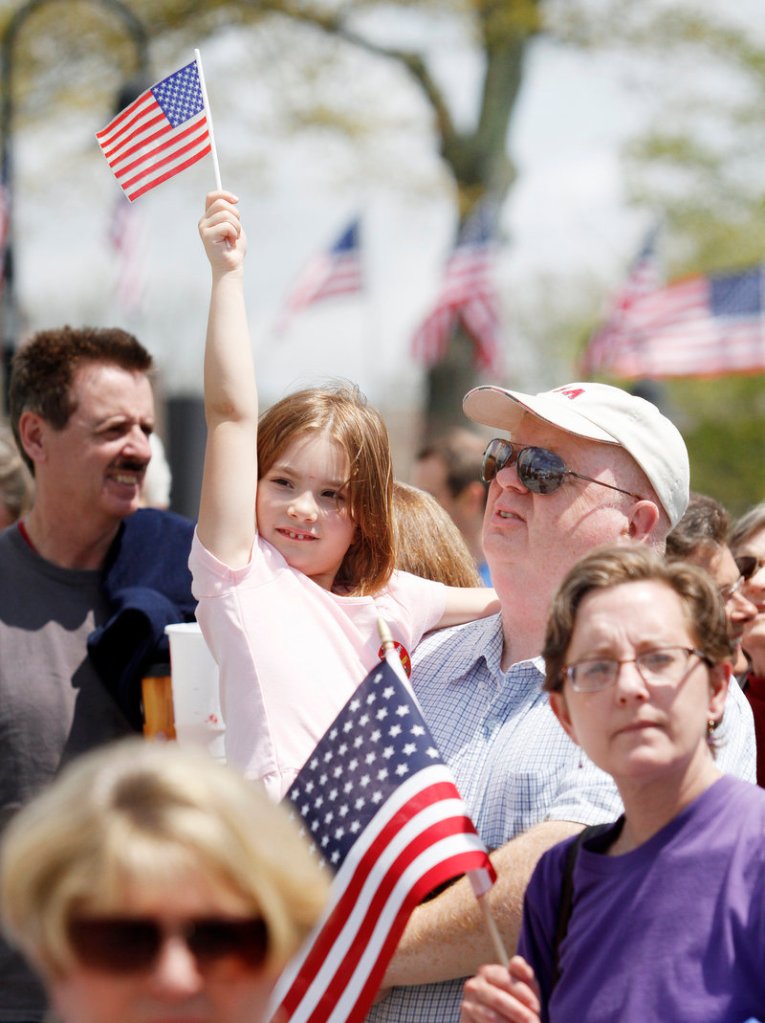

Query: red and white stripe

[96,84,210,203]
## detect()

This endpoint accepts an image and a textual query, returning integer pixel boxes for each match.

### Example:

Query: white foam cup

[164,622,226,761]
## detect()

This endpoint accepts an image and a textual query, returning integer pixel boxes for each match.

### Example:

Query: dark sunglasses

[734,554,765,581]
[67,915,269,974]
[481,438,644,499]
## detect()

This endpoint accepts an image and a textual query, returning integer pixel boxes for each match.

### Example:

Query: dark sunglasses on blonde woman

[67,915,269,974]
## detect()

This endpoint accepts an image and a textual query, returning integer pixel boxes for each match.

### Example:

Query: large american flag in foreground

[96,60,211,203]
[584,259,765,379]
[269,659,495,1023]
[276,219,363,332]
[411,198,501,373]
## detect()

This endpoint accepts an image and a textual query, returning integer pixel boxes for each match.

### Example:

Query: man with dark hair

[666,491,757,671]
[412,427,491,584]
[0,326,196,1020]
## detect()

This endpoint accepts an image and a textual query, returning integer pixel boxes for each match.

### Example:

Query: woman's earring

[706,718,719,746]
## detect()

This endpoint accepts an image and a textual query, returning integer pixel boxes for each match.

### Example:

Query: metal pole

[0,0,149,411]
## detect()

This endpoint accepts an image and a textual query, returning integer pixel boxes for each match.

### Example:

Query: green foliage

[668,376,765,517]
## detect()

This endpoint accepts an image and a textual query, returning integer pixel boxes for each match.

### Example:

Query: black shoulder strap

[550,822,618,991]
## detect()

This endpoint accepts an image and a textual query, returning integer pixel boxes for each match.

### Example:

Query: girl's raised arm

[196,190,258,568]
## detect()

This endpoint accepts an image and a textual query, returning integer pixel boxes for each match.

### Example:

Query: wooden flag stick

[478,891,509,969]
[195,48,222,190]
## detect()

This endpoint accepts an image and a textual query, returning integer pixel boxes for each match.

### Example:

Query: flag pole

[194,48,222,190]
[376,617,510,969]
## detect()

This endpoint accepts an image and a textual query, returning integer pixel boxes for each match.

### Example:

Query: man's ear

[550,690,579,746]
[628,500,660,543]
[17,412,47,468]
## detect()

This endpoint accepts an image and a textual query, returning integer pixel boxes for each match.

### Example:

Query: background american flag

[411,197,501,373]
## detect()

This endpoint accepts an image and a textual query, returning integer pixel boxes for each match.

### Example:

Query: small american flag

[411,198,501,372]
[96,59,211,203]
[584,261,765,379]
[277,219,363,332]
[270,659,495,1023]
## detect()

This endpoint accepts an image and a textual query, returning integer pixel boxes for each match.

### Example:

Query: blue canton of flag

[152,64,204,126]
[96,59,212,202]
[269,659,495,1023]
[710,266,761,316]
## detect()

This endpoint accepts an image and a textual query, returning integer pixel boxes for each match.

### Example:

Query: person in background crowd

[459,545,765,1023]
[392,480,482,587]
[370,381,756,1023]
[0,739,329,1023]
[0,418,34,528]
[412,427,492,585]
[666,491,757,674]
[730,501,765,786]
[0,325,196,1020]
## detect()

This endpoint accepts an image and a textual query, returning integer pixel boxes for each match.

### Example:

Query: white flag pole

[194,48,222,190]
[376,618,509,968]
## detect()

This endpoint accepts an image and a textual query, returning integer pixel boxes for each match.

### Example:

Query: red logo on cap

[555,387,586,400]
[377,641,412,678]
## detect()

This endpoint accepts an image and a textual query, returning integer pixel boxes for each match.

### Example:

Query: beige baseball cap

[463,382,689,527]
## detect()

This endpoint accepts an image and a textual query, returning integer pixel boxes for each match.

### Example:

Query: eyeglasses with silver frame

[563,645,712,693]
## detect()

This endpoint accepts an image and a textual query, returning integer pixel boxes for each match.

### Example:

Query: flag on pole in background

[583,261,765,379]
[582,223,663,375]
[411,198,501,372]
[108,199,147,315]
[269,659,496,1023]
[276,219,363,332]
[96,59,211,202]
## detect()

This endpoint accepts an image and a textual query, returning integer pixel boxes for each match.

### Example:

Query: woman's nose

[147,935,204,999]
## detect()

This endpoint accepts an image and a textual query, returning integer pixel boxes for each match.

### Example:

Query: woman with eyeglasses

[0,740,328,1023]
[730,501,765,788]
[459,545,765,1023]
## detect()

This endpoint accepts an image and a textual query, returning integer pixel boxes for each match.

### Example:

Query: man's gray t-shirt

[0,526,133,1021]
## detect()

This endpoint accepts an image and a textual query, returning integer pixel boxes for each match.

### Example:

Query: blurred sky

[8,1,763,444]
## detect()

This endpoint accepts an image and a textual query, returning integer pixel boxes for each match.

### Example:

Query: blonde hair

[0,420,34,522]
[0,740,328,979]
[258,384,395,595]
[393,481,481,587]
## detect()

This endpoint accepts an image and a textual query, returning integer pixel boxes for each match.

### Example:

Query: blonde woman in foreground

[0,740,328,1023]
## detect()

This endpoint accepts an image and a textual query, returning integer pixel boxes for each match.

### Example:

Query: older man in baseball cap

[369,381,755,1023]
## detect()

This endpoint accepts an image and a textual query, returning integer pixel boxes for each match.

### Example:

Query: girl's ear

[550,691,579,746]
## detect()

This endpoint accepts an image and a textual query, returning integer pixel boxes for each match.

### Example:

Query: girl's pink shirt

[190,531,447,800]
